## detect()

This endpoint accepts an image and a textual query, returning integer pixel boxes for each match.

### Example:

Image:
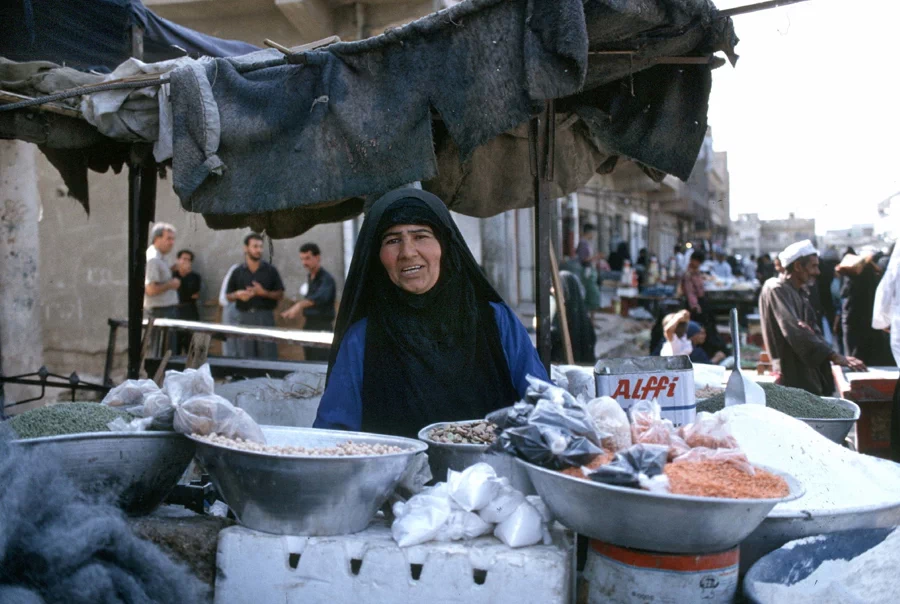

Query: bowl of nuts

[418,419,534,494]
[190,425,427,535]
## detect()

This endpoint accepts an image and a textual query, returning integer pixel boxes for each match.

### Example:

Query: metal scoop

[724,308,766,407]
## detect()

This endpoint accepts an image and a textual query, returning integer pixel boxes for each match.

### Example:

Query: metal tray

[418,420,535,494]
[190,425,427,536]
[797,397,860,444]
[518,457,803,554]
[13,431,195,515]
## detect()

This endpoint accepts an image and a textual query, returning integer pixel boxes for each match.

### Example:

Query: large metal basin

[13,431,194,515]
[418,420,535,494]
[740,457,900,573]
[519,458,803,554]
[190,426,427,536]
[797,397,860,444]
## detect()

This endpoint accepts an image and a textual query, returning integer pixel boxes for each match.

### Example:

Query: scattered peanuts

[194,433,406,456]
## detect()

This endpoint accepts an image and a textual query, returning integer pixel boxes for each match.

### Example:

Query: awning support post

[127,153,156,379]
[530,100,556,374]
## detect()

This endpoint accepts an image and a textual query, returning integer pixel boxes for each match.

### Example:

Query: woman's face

[379,223,442,294]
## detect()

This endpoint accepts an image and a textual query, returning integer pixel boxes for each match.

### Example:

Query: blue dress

[314,302,548,432]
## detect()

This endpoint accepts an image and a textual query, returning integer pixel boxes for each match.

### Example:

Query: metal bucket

[417,420,535,494]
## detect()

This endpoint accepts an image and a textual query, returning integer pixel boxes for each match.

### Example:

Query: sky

[708,0,900,235]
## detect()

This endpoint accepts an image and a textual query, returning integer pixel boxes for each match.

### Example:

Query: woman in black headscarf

[314,189,548,438]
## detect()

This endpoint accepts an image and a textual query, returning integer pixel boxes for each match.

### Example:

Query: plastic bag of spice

[672,447,755,475]
[629,400,690,459]
[163,364,214,406]
[173,393,266,443]
[586,396,632,453]
[102,379,161,415]
[586,444,669,489]
[523,375,578,407]
[677,412,739,450]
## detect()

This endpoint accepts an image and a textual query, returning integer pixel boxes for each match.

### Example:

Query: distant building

[730,213,761,259]
[758,213,817,257]
[822,224,886,253]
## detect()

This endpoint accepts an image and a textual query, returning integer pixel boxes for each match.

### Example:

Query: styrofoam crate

[215,519,574,604]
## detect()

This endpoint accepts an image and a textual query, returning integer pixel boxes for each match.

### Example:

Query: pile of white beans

[194,433,406,456]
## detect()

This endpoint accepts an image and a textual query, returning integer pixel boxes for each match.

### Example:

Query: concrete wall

[35,152,345,382]
[0,140,44,407]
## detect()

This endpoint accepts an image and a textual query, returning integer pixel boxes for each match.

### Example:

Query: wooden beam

[720,0,813,18]
[0,91,84,119]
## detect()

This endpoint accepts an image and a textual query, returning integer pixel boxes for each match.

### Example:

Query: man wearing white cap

[758,240,866,395]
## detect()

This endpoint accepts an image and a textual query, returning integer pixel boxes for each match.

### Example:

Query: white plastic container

[584,539,739,604]
[595,356,696,427]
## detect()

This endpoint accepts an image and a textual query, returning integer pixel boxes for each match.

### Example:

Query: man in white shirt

[712,253,733,279]
[144,222,181,353]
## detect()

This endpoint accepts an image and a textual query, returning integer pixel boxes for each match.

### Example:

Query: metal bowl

[13,431,195,515]
[190,426,427,536]
[743,528,896,602]
[740,457,900,573]
[797,397,860,444]
[418,420,535,494]
[518,458,804,554]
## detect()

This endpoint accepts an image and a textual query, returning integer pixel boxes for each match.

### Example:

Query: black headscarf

[327,189,518,438]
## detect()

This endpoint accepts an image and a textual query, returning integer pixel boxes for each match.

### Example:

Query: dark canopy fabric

[167,0,736,237]
[0,0,258,71]
[1,0,736,236]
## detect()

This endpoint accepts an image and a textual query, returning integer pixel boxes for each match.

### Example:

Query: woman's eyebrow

[381,227,432,241]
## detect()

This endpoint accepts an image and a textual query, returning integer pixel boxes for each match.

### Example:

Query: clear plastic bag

[677,412,739,450]
[173,394,266,443]
[586,396,632,453]
[478,478,526,524]
[142,392,175,431]
[486,401,534,431]
[629,400,690,459]
[101,379,160,415]
[586,444,669,489]
[672,447,755,475]
[391,489,453,547]
[163,364,214,406]
[447,463,501,512]
[433,510,493,542]
[493,500,544,548]
[524,375,578,407]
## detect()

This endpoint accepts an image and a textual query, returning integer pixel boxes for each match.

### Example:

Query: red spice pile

[665,461,789,499]
[560,453,614,479]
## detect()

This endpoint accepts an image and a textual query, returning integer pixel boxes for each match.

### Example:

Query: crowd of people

[142,223,336,361]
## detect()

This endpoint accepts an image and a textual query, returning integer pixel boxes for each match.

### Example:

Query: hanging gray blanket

[169,0,588,217]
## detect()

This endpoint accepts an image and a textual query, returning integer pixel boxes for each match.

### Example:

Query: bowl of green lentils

[696,383,860,444]
[5,402,194,515]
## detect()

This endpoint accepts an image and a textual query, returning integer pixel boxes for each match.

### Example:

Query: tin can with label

[585,540,739,604]
[594,356,696,427]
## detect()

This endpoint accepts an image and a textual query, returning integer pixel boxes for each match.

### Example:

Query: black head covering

[328,189,518,437]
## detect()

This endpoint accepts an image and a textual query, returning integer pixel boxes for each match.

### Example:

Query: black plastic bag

[587,444,668,489]
[492,424,605,470]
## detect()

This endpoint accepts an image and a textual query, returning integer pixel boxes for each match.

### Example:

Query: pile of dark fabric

[0,428,207,603]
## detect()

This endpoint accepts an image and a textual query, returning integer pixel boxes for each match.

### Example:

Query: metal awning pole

[126,156,157,379]
[531,100,556,373]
